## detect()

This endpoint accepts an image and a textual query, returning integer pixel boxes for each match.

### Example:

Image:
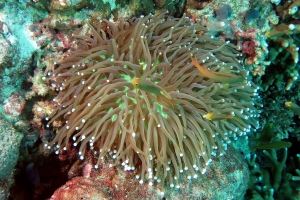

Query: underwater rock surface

[50,146,248,199]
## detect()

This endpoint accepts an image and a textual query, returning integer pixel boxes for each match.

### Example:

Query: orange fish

[190,54,244,83]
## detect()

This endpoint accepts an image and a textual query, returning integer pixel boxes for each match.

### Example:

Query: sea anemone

[45,11,259,188]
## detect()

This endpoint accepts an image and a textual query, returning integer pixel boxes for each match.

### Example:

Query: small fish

[251,123,274,143]
[250,123,292,150]
[132,77,174,108]
[285,101,300,116]
[204,111,243,124]
[190,54,244,83]
[250,141,292,150]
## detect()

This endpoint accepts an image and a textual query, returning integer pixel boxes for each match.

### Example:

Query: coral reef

[3,93,26,117]
[185,0,276,78]
[257,82,300,140]
[0,32,13,69]
[26,69,50,100]
[0,115,23,180]
[0,0,299,199]
[0,1,48,104]
[261,0,300,91]
[0,125,21,200]
[31,100,57,134]
[245,148,300,199]
[255,0,300,145]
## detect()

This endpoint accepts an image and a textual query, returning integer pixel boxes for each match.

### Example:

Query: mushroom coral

[45,11,260,188]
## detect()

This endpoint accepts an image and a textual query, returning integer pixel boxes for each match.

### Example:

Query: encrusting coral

[44,11,260,189]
